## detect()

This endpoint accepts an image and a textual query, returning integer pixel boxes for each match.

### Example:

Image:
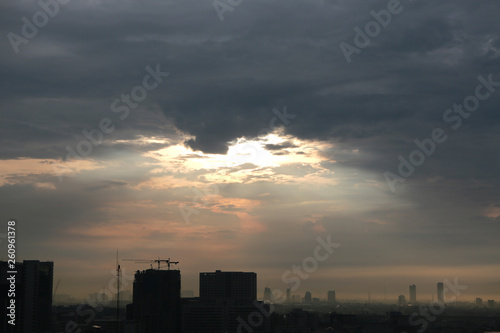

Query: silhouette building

[437,282,444,302]
[409,284,416,304]
[199,270,256,302]
[263,286,272,302]
[476,297,483,305]
[0,260,53,333]
[304,291,312,304]
[132,268,181,333]
[327,290,336,305]
[183,270,269,332]
[285,308,319,332]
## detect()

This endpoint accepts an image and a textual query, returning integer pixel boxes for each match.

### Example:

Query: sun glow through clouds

[142,133,334,186]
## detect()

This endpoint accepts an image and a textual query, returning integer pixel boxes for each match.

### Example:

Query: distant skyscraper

[437,282,444,302]
[181,290,194,298]
[487,300,495,308]
[409,284,416,304]
[286,288,291,303]
[0,260,53,333]
[398,295,407,306]
[132,268,181,333]
[327,290,336,305]
[263,286,272,301]
[475,297,482,305]
[304,291,312,304]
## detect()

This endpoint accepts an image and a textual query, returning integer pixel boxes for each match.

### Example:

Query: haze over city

[1,0,499,307]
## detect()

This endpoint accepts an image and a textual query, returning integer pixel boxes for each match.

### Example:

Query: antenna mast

[116,250,120,333]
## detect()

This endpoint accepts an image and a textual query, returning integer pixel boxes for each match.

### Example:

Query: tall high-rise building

[475,297,483,305]
[0,260,53,333]
[183,270,269,332]
[437,282,444,302]
[409,284,416,304]
[132,269,181,333]
[398,295,407,306]
[286,288,291,303]
[200,270,256,302]
[304,291,312,304]
[327,290,336,305]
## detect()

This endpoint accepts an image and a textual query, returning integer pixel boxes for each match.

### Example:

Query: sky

[0,0,499,303]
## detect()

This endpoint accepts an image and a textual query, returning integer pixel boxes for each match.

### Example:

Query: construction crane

[123,257,179,270]
[53,279,61,299]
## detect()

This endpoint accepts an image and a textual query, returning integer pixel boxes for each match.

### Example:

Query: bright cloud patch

[141,132,335,188]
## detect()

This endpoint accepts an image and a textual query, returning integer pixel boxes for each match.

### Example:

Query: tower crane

[123,257,179,270]
[53,279,61,299]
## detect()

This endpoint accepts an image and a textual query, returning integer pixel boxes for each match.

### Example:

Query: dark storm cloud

[264,141,298,151]
[2,0,499,163]
[1,0,498,177]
